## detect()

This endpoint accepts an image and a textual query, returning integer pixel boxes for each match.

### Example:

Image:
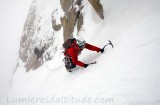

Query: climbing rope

[44,61,64,71]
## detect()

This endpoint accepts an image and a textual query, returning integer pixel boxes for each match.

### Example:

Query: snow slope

[0,0,33,103]
[4,0,160,105]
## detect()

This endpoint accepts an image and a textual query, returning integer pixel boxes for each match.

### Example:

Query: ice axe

[102,40,114,50]
[89,61,97,65]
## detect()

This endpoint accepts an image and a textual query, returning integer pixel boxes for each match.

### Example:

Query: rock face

[52,9,61,31]
[60,0,74,13]
[88,0,104,19]
[61,8,79,40]
[19,0,55,72]
[19,0,38,71]
[52,18,61,31]
[60,0,104,41]
[60,0,84,41]
[77,12,83,32]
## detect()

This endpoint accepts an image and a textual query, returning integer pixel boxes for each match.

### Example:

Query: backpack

[63,38,76,69]
[63,38,76,50]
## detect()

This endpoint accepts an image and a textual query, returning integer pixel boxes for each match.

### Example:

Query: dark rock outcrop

[60,0,74,13]
[52,19,61,31]
[52,9,61,31]
[77,12,83,32]
[61,7,79,40]
[88,0,104,19]
[60,0,84,41]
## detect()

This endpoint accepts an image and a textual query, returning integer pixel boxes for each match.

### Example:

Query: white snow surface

[3,0,160,105]
[0,0,33,103]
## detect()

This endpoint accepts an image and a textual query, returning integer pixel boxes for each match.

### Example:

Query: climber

[63,37,104,72]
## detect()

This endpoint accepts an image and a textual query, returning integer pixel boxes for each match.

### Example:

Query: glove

[84,64,89,68]
[99,49,104,53]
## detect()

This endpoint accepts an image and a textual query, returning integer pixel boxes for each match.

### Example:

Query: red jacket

[65,41,101,67]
